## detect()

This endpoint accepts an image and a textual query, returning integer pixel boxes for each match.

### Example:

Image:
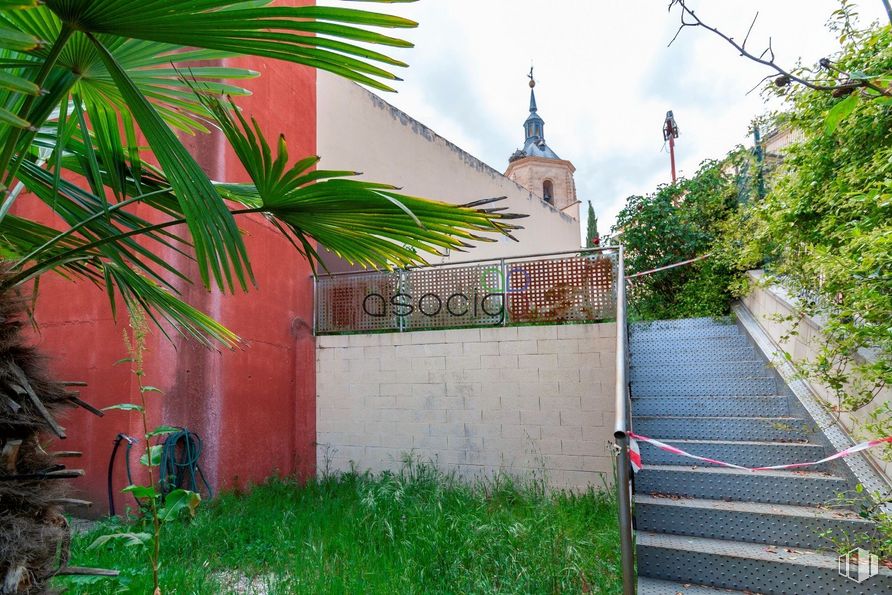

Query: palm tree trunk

[0,286,74,594]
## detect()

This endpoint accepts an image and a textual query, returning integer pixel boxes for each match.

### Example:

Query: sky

[322,0,888,240]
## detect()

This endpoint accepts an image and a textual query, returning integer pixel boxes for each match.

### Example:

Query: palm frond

[42,0,417,92]
[202,93,525,273]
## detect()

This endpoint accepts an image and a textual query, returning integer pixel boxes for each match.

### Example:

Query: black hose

[107,428,211,515]
[159,428,212,499]
[107,433,137,516]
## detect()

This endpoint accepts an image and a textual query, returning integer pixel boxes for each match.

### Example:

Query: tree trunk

[0,289,75,594]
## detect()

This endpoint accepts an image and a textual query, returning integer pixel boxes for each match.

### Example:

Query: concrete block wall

[316,323,616,490]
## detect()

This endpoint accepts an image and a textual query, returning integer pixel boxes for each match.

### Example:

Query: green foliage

[0,0,522,348]
[585,201,599,247]
[61,464,621,594]
[728,22,892,459]
[613,156,746,320]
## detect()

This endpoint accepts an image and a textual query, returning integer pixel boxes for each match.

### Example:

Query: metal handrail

[613,245,635,594]
[312,246,616,278]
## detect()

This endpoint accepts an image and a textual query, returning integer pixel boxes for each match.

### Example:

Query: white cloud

[321,0,887,238]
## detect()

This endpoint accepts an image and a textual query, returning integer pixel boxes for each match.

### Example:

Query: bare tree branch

[667,0,892,97]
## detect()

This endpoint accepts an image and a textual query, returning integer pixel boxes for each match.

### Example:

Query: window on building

[543,180,554,204]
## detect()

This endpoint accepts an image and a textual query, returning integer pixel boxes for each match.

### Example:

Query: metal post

[668,135,676,183]
[397,269,406,332]
[613,246,636,594]
[499,258,508,326]
[312,275,318,335]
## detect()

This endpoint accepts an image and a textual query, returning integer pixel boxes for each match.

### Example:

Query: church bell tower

[505,69,580,220]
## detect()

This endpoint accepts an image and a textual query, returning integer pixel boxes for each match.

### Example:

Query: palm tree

[0,1,522,590]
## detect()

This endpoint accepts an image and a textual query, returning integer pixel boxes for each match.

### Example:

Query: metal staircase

[629,317,891,594]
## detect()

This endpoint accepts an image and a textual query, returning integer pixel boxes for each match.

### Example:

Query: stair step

[633,396,789,417]
[638,577,745,594]
[633,416,810,441]
[637,532,892,594]
[633,377,777,397]
[632,335,750,353]
[635,465,848,506]
[631,360,768,382]
[635,495,878,551]
[630,317,735,332]
[631,324,741,341]
[631,346,756,366]
[636,439,830,470]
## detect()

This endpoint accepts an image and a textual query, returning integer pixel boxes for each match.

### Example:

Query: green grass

[60,462,621,594]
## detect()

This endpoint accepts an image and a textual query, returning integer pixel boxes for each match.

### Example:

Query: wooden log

[53,567,119,577]
[8,362,65,438]
[48,498,92,508]
[0,469,84,481]
[66,394,104,417]
[1,439,21,472]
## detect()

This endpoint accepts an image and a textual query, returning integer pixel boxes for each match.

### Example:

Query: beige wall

[742,271,891,480]
[317,73,581,264]
[316,323,616,490]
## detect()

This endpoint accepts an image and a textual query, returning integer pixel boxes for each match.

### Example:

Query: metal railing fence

[313,248,619,335]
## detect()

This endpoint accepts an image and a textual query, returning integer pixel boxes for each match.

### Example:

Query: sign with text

[314,252,617,334]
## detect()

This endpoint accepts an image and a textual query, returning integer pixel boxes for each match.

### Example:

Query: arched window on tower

[543,180,554,205]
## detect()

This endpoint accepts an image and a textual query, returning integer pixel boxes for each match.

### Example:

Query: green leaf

[0,106,31,129]
[825,94,858,134]
[158,488,201,522]
[87,35,252,292]
[147,425,179,438]
[101,403,143,412]
[122,484,157,499]
[0,25,43,51]
[139,444,162,467]
[140,385,163,394]
[88,531,152,549]
[0,70,40,95]
[43,0,417,92]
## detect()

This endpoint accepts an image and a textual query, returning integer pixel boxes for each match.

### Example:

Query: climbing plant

[612,154,748,321]
[728,21,892,459]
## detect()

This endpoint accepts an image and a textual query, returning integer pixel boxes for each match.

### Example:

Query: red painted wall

[16,0,317,515]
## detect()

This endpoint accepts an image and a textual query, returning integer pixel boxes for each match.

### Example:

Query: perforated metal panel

[632,377,777,397]
[400,262,503,330]
[631,346,756,366]
[636,439,830,470]
[632,395,789,417]
[637,532,892,594]
[631,360,768,382]
[631,324,740,341]
[636,465,847,506]
[632,416,808,441]
[505,254,616,323]
[314,251,619,334]
[315,271,399,333]
[635,496,880,551]
[631,334,750,353]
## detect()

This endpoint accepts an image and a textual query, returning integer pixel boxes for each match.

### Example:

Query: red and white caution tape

[630,437,643,473]
[628,432,892,473]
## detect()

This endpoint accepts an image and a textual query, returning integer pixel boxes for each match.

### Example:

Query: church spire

[508,67,559,162]
[528,67,538,113]
[524,67,544,144]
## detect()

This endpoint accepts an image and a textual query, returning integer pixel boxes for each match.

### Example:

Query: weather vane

[528,65,535,88]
